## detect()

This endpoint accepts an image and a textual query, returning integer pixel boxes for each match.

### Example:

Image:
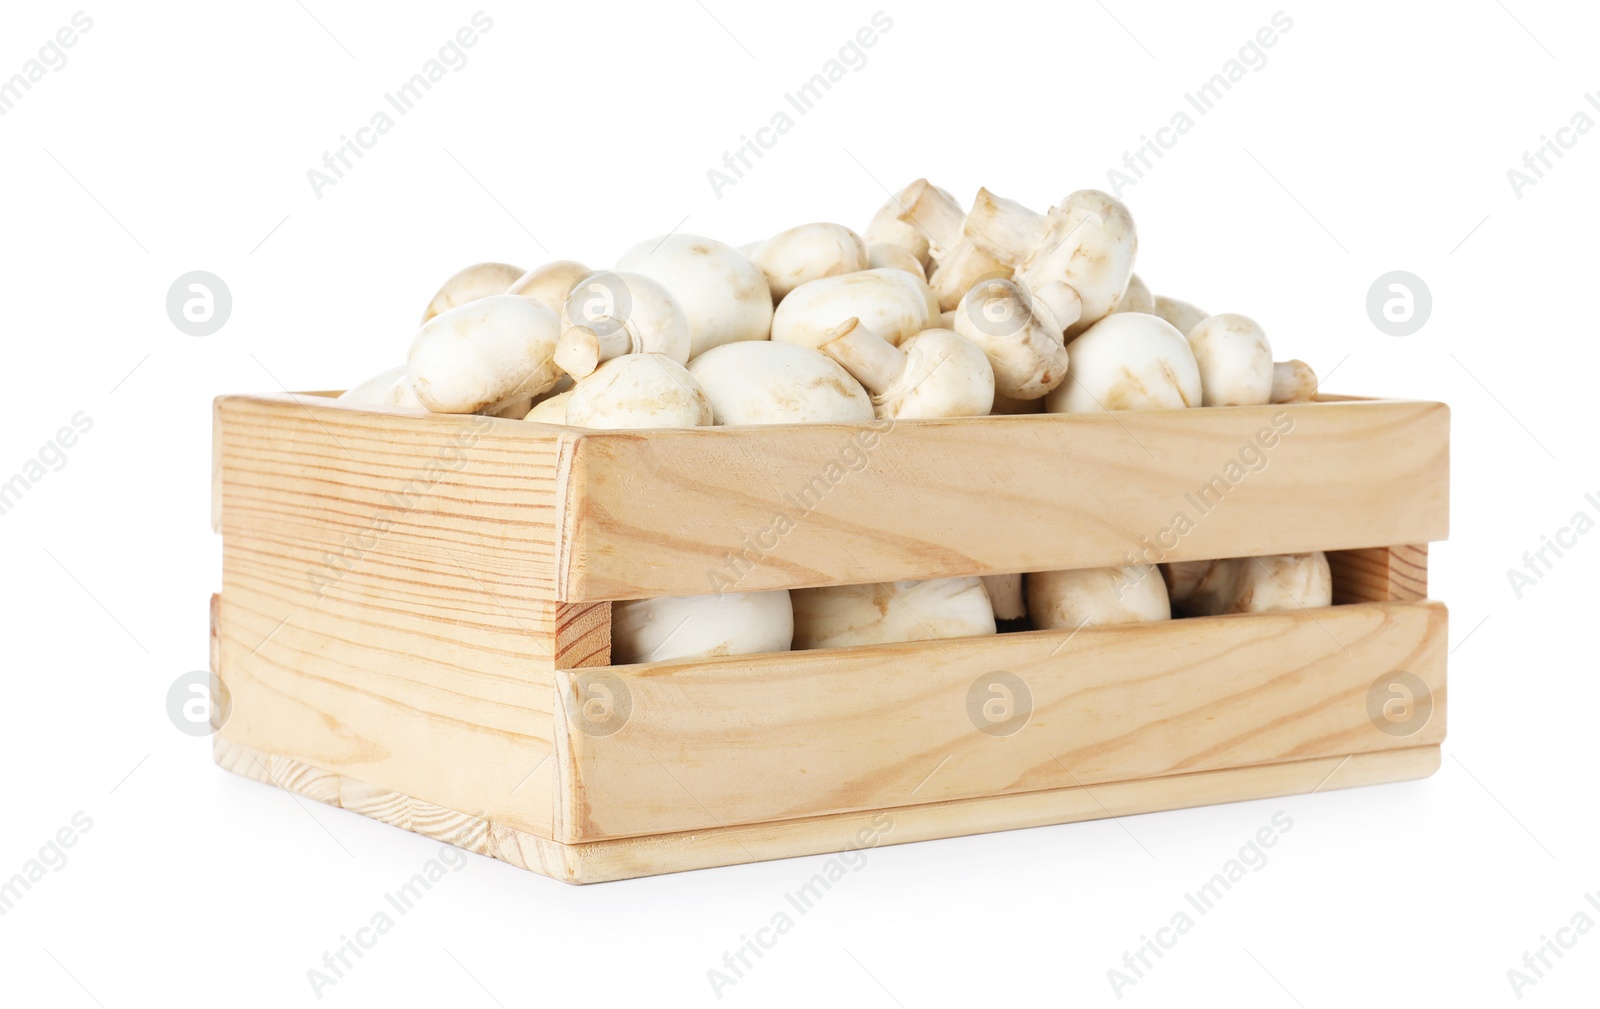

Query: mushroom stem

[554,325,638,380]
[818,318,907,395]
[895,178,966,256]
[1270,359,1319,403]
[963,188,1048,268]
[981,573,1027,621]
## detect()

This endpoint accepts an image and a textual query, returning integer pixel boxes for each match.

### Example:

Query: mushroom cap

[865,241,927,280]
[952,277,1070,400]
[1045,312,1201,413]
[559,270,691,367]
[1110,273,1155,314]
[1167,553,1331,616]
[1152,294,1208,337]
[1027,565,1171,629]
[1019,189,1137,336]
[421,262,523,323]
[406,294,564,414]
[772,268,939,351]
[1187,313,1273,407]
[507,260,592,317]
[523,388,573,424]
[563,354,712,430]
[614,234,773,358]
[877,328,995,420]
[339,364,408,405]
[791,576,996,649]
[751,223,870,301]
[611,590,795,663]
[687,341,874,425]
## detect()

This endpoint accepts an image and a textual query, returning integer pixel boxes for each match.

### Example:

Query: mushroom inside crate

[333,176,1343,655]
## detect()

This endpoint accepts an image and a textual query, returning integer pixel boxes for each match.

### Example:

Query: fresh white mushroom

[928,238,1009,313]
[421,262,523,323]
[1110,273,1155,315]
[981,573,1027,621]
[406,295,564,414]
[952,277,1071,400]
[339,365,408,404]
[1045,312,1201,413]
[888,178,966,260]
[961,187,1048,269]
[1018,190,1137,337]
[791,576,996,649]
[562,354,711,429]
[614,235,773,358]
[865,241,927,279]
[1153,294,1208,337]
[1187,313,1273,407]
[750,223,870,302]
[864,178,958,270]
[1027,565,1171,629]
[1164,553,1333,617]
[611,590,794,663]
[770,268,939,351]
[506,260,591,317]
[818,319,994,419]
[523,388,573,424]
[555,271,691,379]
[1271,359,1319,403]
[687,341,874,424]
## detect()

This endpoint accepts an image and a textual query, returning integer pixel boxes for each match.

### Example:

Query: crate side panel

[559,400,1450,601]
[559,601,1447,841]
[215,395,567,838]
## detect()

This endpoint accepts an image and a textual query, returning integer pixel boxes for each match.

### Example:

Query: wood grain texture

[556,400,1451,602]
[555,602,611,669]
[1329,545,1429,604]
[557,601,1447,841]
[214,738,1439,884]
[213,394,576,838]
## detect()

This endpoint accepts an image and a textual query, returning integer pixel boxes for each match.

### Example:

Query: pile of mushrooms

[337,178,1333,663]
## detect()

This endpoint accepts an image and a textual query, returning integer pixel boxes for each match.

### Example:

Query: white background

[1,1,1596,1005]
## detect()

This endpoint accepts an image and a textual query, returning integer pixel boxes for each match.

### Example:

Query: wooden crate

[210,392,1449,883]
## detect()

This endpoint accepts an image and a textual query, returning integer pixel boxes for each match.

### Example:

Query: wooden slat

[555,602,611,669]
[1329,545,1429,603]
[556,601,1447,841]
[213,394,574,839]
[556,399,1450,602]
[215,738,1439,884]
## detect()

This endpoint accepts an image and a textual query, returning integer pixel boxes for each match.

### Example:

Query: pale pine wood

[1328,545,1429,604]
[557,400,1450,601]
[556,600,1446,841]
[214,738,1439,884]
[212,394,577,838]
[211,391,1450,876]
